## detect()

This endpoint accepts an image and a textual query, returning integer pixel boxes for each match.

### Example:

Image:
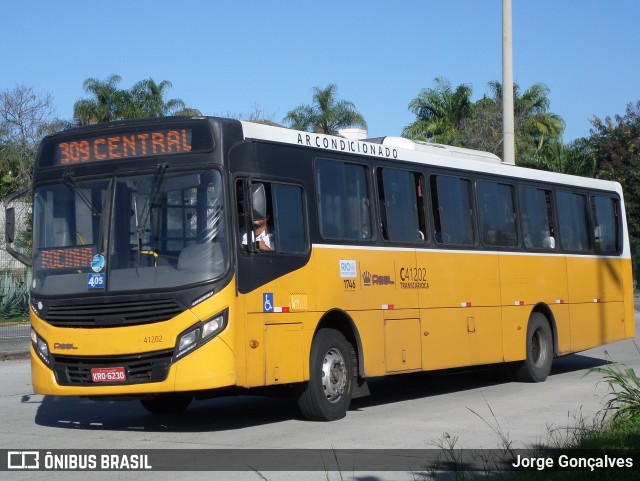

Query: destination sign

[39,246,94,270]
[54,128,193,165]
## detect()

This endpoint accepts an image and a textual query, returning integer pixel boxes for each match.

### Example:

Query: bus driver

[242,183,274,251]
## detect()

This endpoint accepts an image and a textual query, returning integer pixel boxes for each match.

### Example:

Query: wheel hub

[531,328,548,368]
[321,347,347,403]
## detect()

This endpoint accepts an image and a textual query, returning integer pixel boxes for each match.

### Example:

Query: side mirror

[251,183,267,219]
[3,185,32,267]
[5,207,15,244]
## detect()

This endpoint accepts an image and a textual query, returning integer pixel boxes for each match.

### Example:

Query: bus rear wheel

[298,328,356,421]
[513,313,553,383]
[140,394,193,414]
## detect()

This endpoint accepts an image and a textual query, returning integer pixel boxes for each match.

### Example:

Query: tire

[140,394,193,414]
[297,328,356,421]
[513,312,553,383]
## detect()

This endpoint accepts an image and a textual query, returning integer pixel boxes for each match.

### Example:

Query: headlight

[174,309,228,361]
[31,328,51,366]
[178,328,200,354]
[202,315,225,339]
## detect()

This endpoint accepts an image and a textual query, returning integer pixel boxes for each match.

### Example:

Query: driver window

[237,179,307,254]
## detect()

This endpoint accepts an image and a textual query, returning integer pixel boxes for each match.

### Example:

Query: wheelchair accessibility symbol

[263,292,274,313]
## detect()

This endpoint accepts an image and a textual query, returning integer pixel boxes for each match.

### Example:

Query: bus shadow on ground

[350,352,608,411]
[33,353,606,433]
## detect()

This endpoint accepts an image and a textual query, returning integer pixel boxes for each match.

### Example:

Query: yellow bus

[4,116,635,421]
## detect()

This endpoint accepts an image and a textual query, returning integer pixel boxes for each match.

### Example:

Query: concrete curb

[0,340,31,361]
[1,351,30,361]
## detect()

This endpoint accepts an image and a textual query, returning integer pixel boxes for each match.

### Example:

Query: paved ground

[1,301,638,481]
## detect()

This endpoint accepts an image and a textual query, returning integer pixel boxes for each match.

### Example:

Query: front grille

[44,299,185,327]
[52,349,174,386]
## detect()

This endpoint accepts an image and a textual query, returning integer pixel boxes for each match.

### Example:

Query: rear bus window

[591,195,620,254]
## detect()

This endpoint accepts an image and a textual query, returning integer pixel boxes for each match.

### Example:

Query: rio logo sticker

[339,260,357,278]
[340,260,358,290]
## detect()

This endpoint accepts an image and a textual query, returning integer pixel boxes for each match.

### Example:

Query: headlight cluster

[31,328,51,366]
[174,309,228,361]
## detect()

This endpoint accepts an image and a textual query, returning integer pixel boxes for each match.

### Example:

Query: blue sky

[2,0,638,144]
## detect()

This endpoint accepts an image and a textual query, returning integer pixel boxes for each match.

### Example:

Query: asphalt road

[1,312,638,481]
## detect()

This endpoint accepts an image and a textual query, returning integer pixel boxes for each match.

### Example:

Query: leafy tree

[0,85,58,198]
[518,137,596,177]
[403,77,472,144]
[590,101,640,273]
[284,84,367,134]
[456,94,503,154]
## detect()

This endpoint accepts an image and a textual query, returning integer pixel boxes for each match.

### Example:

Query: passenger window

[431,175,475,246]
[272,184,306,253]
[316,159,372,240]
[477,180,518,247]
[557,191,591,252]
[520,186,556,249]
[377,168,426,242]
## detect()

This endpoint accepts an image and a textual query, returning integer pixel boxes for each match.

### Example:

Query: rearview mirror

[3,185,32,267]
[5,207,15,244]
[251,183,267,220]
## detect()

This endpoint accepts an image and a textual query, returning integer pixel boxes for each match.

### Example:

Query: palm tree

[456,80,565,166]
[127,79,187,118]
[284,84,367,135]
[403,77,473,143]
[74,76,196,125]
[484,81,565,156]
[73,74,125,125]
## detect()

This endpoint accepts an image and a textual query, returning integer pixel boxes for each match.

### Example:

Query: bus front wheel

[513,313,553,383]
[298,328,356,421]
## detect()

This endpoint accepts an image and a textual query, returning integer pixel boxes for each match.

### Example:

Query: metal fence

[0,318,30,340]
[1,199,31,341]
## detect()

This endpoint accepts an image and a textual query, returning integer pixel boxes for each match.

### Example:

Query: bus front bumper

[30,335,237,397]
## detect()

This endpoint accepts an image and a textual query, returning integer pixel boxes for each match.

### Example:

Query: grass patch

[418,350,640,481]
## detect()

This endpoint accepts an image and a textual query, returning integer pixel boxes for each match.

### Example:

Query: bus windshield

[32,168,227,296]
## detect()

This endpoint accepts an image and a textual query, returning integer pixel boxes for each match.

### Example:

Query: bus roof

[239,120,623,196]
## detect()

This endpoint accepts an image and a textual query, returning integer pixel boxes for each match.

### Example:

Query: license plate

[91,367,126,383]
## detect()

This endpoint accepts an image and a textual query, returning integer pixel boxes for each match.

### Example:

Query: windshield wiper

[135,162,168,264]
[63,172,102,217]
